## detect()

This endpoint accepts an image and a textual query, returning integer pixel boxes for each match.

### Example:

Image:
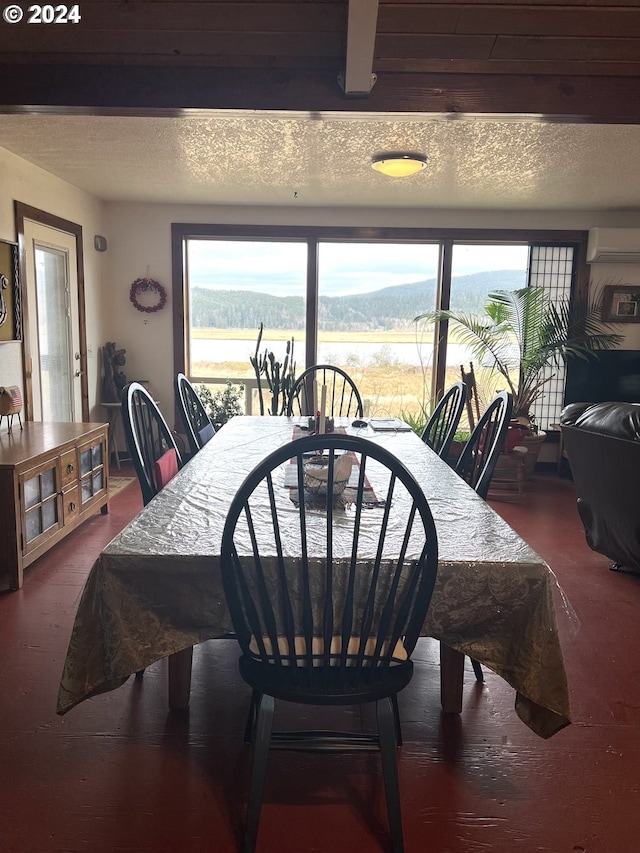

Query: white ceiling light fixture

[371,152,427,177]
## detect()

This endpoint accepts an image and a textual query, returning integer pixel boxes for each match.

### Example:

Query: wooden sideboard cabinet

[0,422,109,590]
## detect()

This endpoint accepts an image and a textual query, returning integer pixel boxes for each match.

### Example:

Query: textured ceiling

[1,112,639,210]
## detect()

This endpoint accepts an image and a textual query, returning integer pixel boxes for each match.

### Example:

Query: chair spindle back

[421,381,467,461]
[121,382,183,505]
[455,390,513,500]
[287,365,364,419]
[175,372,215,456]
[221,433,438,691]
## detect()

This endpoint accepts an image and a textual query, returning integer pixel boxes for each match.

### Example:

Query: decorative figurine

[0,385,23,432]
[102,342,127,402]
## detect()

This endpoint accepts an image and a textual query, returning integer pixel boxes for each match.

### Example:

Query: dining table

[57,415,572,739]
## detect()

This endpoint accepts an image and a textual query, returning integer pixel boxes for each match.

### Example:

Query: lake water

[191,338,477,369]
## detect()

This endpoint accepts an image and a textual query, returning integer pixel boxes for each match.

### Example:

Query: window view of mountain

[190,269,527,331]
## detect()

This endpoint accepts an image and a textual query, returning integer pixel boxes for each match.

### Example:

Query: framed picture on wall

[602,285,640,324]
[0,239,21,342]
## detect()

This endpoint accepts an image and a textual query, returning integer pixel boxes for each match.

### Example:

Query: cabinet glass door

[80,440,105,504]
[23,464,59,545]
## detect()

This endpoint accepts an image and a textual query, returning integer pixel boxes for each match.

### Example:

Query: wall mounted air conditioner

[587,228,640,264]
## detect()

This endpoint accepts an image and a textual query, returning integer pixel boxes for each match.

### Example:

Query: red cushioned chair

[121,382,184,506]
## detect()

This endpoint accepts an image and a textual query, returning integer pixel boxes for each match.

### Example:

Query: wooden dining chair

[220,433,439,853]
[421,381,467,462]
[174,373,215,457]
[286,364,364,419]
[454,390,513,681]
[121,381,184,506]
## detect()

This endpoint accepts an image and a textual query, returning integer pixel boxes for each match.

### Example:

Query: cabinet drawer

[63,485,80,524]
[60,449,78,487]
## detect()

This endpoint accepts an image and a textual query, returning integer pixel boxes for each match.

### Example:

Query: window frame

[171,223,589,419]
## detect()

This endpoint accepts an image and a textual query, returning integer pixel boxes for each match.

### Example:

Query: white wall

[0,148,108,417]
[2,145,638,428]
[105,201,640,423]
[589,260,640,350]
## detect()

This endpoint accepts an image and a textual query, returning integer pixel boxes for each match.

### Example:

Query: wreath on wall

[129,277,167,314]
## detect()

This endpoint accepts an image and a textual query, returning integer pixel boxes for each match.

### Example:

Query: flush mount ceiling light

[371,152,427,178]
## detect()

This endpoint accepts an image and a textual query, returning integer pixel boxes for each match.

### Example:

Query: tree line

[190,269,526,331]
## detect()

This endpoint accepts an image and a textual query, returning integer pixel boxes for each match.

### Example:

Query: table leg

[168,646,193,710]
[440,641,465,713]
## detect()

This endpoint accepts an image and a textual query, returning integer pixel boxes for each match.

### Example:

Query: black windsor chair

[220,433,439,853]
[421,381,467,462]
[121,381,184,506]
[174,372,215,457]
[454,390,514,501]
[286,364,364,419]
[454,390,513,681]
[121,381,187,679]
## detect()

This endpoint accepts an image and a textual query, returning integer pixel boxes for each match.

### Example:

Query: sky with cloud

[187,240,529,297]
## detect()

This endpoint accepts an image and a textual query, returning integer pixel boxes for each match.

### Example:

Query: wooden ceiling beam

[378,0,639,7]
[0,29,346,58]
[1,65,638,123]
[375,59,640,77]
[342,0,380,96]
[377,5,640,38]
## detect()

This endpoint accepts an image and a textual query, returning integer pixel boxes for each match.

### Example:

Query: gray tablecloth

[57,417,571,738]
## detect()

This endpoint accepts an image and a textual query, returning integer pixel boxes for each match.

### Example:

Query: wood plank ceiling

[0,0,639,121]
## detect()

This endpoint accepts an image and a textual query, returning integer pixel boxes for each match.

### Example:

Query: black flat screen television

[565,350,640,405]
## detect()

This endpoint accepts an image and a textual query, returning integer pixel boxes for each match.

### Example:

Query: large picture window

[173,225,587,430]
[316,242,439,418]
[185,238,307,413]
[447,243,529,427]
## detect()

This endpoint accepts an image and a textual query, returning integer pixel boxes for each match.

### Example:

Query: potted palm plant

[416,286,623,473]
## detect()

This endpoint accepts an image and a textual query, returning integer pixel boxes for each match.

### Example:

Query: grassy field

[191,358,490,431]
[191,328,503,430]
[191,328,431,345]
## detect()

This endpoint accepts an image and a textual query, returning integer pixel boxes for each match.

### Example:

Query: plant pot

[487,431,548,494]
[447,439,467,466]
[518,431,546,479]
[448,432,546,480]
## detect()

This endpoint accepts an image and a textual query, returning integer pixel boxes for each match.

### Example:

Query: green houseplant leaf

[415,287,623,419]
